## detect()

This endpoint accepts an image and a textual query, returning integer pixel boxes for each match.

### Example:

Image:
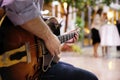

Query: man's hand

[44,34,61,56]
[65,28,80,43]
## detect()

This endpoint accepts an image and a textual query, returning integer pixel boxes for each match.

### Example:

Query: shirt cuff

[6,3,41,26]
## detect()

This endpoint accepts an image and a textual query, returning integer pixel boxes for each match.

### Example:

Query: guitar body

[0,16,61,80]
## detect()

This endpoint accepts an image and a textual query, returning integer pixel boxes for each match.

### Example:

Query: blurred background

[43,0,120,46]
[42,0,120,80]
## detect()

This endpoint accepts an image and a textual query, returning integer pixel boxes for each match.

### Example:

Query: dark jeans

[0,61,98,80]
[41,61,98,80]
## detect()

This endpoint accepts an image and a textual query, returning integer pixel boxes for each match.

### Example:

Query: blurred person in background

[99,12,108,56]
[91,8,103,57]
[100,13,120,57]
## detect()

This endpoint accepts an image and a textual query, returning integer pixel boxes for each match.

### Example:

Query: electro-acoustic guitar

[0,16,79,80]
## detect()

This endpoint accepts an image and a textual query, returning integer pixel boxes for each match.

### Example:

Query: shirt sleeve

[1,0,14,7]
[5,0,41,26]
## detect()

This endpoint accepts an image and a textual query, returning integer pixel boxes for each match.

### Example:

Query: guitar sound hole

[9,51,26,60]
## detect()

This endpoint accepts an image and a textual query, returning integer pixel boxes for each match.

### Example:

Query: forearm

[21,16,55,41]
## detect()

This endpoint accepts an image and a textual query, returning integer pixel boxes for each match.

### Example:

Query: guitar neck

[58,32,76,43]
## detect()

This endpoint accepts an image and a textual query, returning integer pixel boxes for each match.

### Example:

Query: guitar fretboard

[58,32,76,43]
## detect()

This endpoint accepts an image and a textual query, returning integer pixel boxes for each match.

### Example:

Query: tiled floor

[60,46,120,80]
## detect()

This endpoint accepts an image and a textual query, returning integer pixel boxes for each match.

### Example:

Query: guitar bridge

[25,42,31,63]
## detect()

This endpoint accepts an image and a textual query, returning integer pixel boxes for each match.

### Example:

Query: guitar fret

[63,35,66,43]
[64,35,67,42]
[62,35,64,43]
[61,36,63,43]
[58,36,62,43]
[67,34,70,41]
[69,33,71,40]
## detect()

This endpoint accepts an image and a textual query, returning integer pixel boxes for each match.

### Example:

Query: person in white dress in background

[99,12,120,57]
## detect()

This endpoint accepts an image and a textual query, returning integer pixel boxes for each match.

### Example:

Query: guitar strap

[0,7,6,27]
[0,9,6,55]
